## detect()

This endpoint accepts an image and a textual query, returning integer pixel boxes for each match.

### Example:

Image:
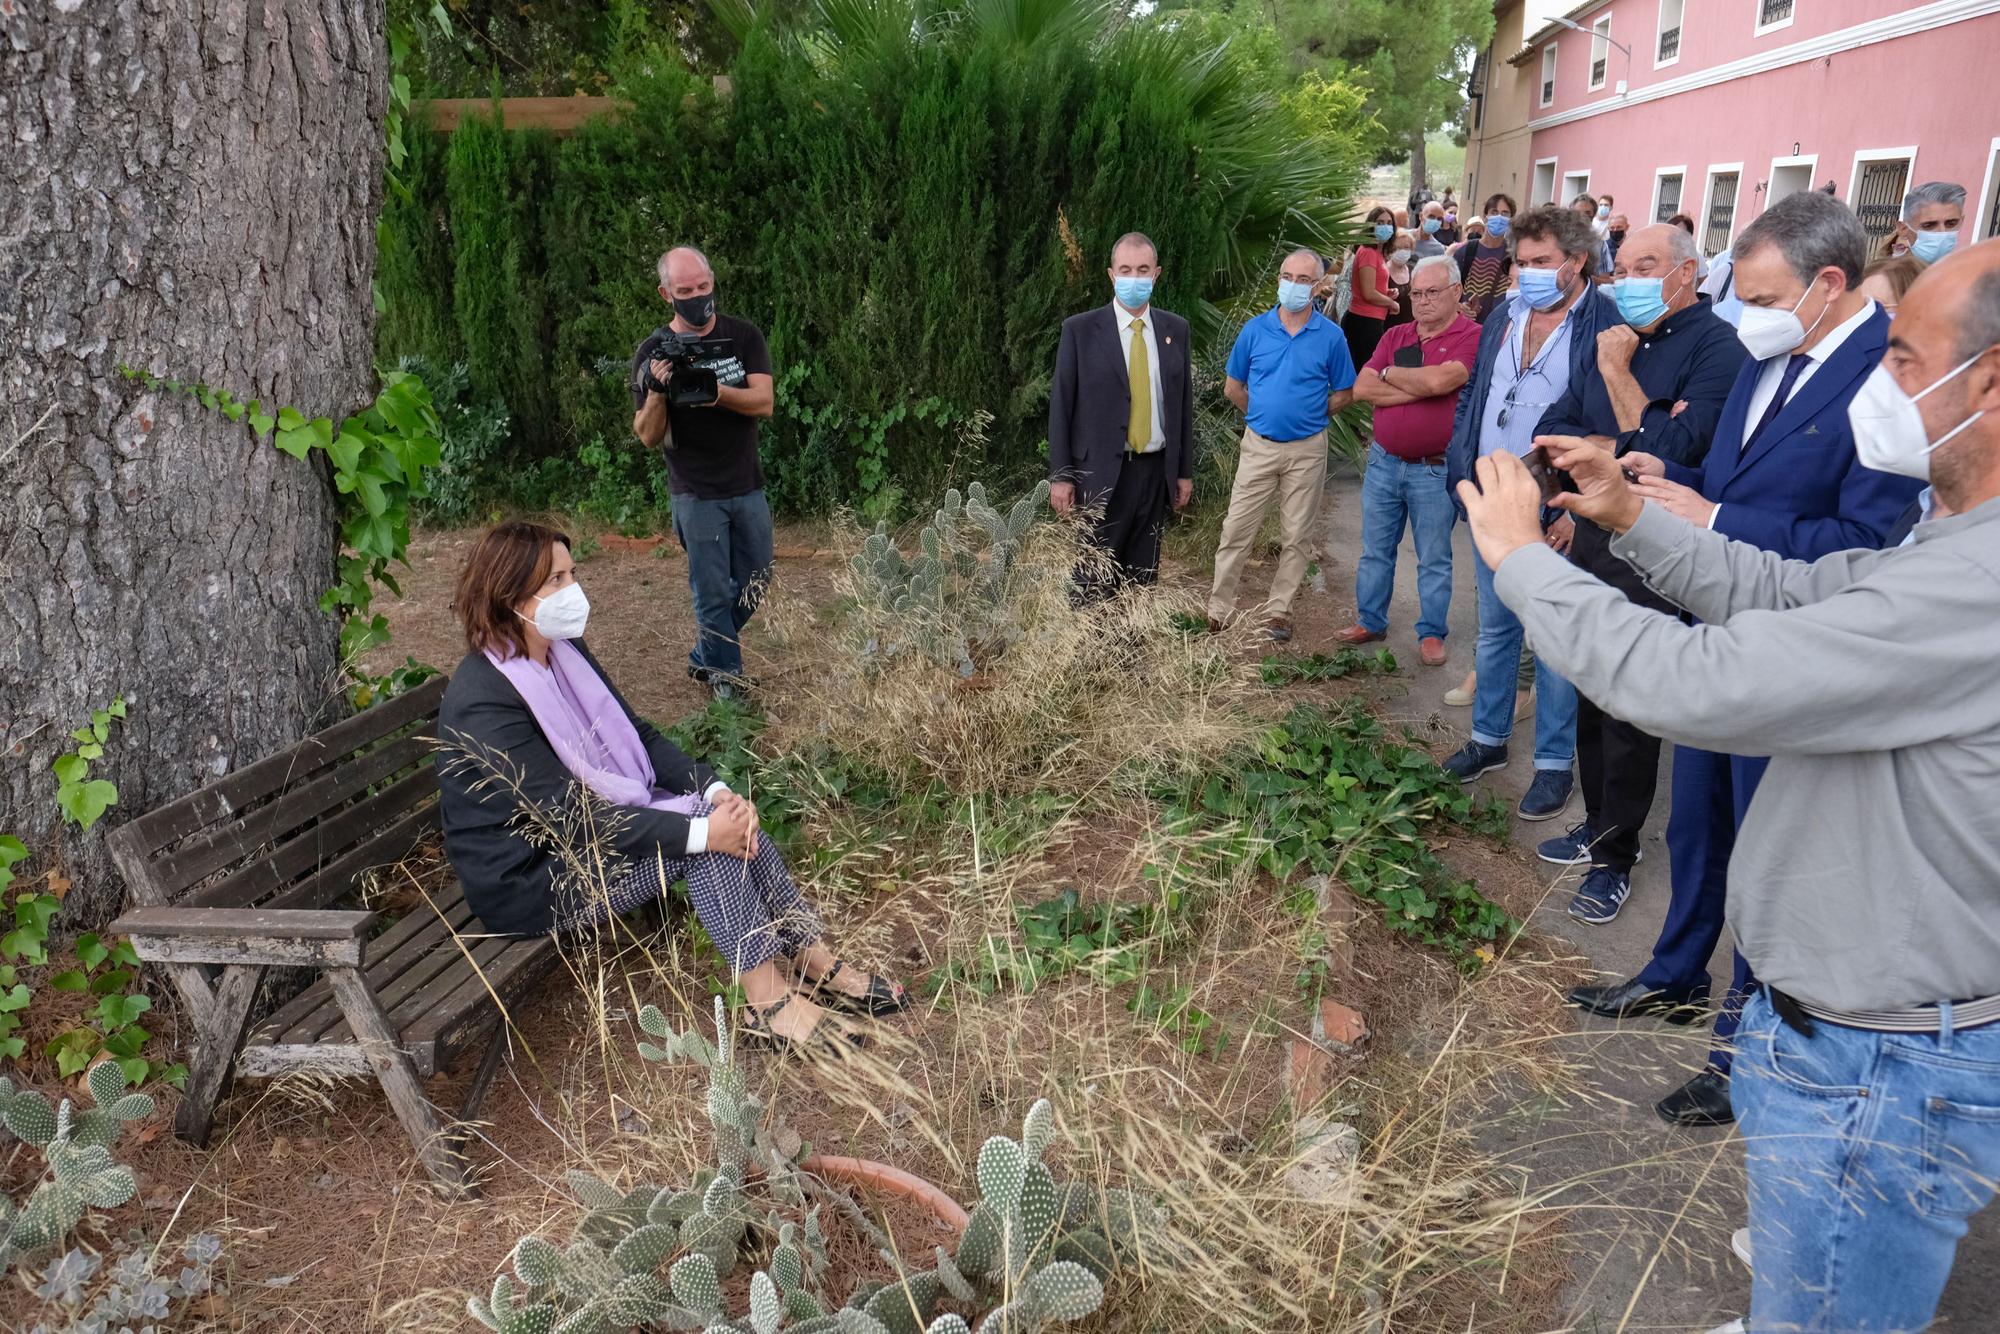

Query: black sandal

[738,993,862,1055]
[803,959,911,1017]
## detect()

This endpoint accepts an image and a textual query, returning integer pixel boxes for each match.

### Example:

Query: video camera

[641,328,737,408]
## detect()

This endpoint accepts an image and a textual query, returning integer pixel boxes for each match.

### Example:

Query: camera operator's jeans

[671,489,774,679]
[1733,990,2000,1332]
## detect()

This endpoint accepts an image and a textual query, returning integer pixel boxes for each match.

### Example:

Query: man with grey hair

[1205,247,1356,639]
[1532,222,1747,929]
[1886,179,1967,264]
[1580,189,1923,1127]
[1466,236,2000,1334]
[632,246,776,698]
[1335,254,1480,665]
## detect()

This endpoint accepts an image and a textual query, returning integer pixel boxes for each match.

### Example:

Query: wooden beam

[114,906,377,967]
[424,97,625,136]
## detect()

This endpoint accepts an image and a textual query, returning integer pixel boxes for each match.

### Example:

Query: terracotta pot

[801,1153,970,1238]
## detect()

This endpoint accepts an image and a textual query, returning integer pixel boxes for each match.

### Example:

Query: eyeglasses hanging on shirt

[1496,316,1571,430]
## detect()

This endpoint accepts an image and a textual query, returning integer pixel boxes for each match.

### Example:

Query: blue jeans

[670,490,774,678]
[1733,991,2000,1332]
[1470,547,1577,769]
[1354,443,1454,641]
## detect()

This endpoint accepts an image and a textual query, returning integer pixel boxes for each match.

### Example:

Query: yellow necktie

[1127,317,1151,450]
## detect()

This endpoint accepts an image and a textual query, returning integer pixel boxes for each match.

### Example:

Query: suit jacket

[1048,302,1194,504]
[1663,306,1922,559]
[436,643,716,936]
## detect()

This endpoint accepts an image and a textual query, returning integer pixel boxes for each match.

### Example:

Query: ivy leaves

[121,366,445,707]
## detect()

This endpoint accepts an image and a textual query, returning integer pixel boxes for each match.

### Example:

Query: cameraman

[631,246,775,698]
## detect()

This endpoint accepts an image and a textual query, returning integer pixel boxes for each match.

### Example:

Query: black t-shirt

[630,312,772,499]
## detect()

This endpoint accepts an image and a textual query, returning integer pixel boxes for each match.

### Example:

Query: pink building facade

[1490,0,2000,255]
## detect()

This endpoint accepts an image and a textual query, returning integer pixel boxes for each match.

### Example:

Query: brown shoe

[1419,636,1447,667]
[1206,616,1226,635]
[1266,617,1294,643]
[1332,623,1386,646]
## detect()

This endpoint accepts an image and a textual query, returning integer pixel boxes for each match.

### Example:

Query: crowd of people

[419,179,1993,1330]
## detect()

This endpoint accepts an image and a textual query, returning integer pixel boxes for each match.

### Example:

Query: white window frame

[1698,163,1745,254]
[1588,17,1612,91]
[1533,156,1560,206]
[1754,0,1796,39]
[1651,165,1688,224]
[1539,44,1558,107]
[1764,152,1818,214]
[1846,145,1919,210]
[1976,137,2000,241]
[1654,0,1684,69]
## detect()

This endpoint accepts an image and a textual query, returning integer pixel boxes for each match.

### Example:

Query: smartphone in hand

[1523,446,1565,505]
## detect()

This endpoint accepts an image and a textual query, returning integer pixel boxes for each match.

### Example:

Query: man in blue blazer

[1564,190,1924,1127]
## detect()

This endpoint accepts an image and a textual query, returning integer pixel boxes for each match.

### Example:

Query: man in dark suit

[1048,232,1195,589]
[1562,190,1924,1127]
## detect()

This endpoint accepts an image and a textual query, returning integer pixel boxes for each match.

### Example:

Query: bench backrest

[106,676,450,916]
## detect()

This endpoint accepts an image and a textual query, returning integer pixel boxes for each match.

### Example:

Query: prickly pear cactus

[0,1064,155,1270]
[844,480,1051,675]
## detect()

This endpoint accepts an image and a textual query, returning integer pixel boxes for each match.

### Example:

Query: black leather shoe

[1567,977,1710,1025]
[1656,1070,1735,1127]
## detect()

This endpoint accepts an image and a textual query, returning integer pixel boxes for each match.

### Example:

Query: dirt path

[1309,462,1999,1332]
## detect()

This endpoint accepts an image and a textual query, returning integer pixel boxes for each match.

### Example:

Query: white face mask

[525,582,590,640]
[1736,278,1832,361]
[1849,351,1990,480]
[1390,249,1415,266]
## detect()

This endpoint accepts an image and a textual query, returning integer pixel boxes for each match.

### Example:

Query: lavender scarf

[487,640,698,815]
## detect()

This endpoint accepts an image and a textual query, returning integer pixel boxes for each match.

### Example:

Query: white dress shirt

[1112,301,1166,452]
[1709,298,1879,529]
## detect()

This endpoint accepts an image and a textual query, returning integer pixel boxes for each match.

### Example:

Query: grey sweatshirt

[1495,498,2000,1013]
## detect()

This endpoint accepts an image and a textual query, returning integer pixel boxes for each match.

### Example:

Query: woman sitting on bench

[435,520,907,1052]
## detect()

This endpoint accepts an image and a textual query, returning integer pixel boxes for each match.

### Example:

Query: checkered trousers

[558,799,823,973]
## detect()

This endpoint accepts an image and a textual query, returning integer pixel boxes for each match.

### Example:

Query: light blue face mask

[1910,230,1959,264]
[1114,275,1154,309]
[1516,258,1573,311]
[1484,215,1511,239]
[1373,223,1396,243]
[1277,278,1314,313]
[1613,269,1686,328]
[1422,217,1442,235]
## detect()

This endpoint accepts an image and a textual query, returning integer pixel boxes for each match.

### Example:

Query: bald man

[1205,248,1356,640]
[1464,239,2000,1334]
[1533,222,1747,928]
[632,246,776,698]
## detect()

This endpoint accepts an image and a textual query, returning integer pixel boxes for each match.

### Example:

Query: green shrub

[378,0,1368,517]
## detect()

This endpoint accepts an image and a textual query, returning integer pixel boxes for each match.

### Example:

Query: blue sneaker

[1442,740,1508,782]
[1537,821,1595,866]
[1517,768,1574,821]
[1568,866,1632,924]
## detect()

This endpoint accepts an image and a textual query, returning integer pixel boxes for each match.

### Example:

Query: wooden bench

[105,675,560,1192]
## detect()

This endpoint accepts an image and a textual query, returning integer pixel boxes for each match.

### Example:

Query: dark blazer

[1447,285,1621,515]
[1663,305,1921,559]
[1048,303,1195,504]
[436,643,716,936]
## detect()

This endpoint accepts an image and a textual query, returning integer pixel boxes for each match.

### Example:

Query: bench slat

[152,733,435,901]
[285,903,488,1048]
[332,930,520,1047]
[190,771,439,913]
[423,936,566,1072]
[260,794,439,913]
[111,676,447,863]
[251,885,474,1047]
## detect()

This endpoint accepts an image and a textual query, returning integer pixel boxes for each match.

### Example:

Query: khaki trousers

[1206,426,1328,623]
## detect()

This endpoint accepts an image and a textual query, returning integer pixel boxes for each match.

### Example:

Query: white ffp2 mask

[526,582,590,640]
[1849,351,1990,480]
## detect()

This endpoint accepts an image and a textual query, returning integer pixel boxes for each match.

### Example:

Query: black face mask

[673,292,717,328]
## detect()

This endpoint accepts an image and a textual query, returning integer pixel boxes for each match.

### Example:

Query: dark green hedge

[378,20,1358,517]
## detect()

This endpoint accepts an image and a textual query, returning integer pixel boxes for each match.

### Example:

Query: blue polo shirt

[1225,308,1357,441]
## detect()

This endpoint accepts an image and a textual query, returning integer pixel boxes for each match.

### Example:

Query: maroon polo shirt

[1364,314,1482,460]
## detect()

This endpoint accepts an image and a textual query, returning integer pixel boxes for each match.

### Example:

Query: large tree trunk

[0,0,386,927]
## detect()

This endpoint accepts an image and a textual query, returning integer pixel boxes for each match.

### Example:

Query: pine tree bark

[0,0,386,926]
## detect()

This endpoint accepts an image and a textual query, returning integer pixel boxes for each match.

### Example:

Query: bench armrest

[110,907,379,968]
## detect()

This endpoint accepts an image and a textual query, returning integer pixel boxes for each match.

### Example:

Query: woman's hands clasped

[705,787,762,859]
